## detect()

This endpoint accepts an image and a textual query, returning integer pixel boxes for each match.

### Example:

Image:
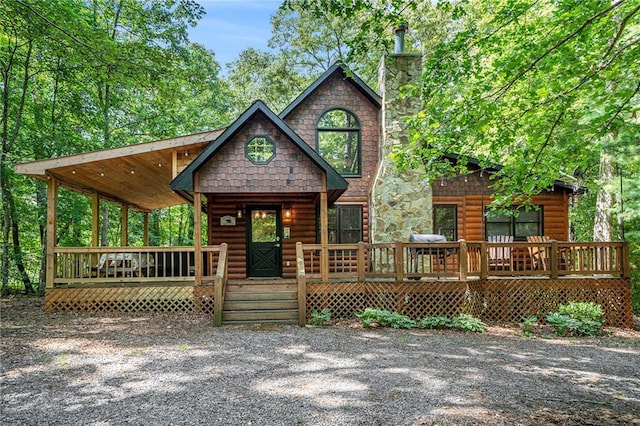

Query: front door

[247,206,282,277]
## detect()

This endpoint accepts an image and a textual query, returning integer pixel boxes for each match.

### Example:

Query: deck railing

[298,240,629,282]
[52,245,221,286]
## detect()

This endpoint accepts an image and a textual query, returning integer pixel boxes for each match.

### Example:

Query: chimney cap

[394,22,409,33]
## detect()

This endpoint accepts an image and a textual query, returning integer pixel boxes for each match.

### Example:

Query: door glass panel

[251,210,277,242]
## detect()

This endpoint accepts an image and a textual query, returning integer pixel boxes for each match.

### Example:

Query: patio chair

[527,236,550,270]
[488,235,514,270]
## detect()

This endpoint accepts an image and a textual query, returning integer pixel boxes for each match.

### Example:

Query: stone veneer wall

[370,54,433,243]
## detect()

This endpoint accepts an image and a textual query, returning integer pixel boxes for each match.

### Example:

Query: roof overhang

[14,129,225,211]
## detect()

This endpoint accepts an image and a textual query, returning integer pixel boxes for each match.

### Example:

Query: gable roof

[14,129,224,211]
[171,100,348,201]
[279,62,381,119]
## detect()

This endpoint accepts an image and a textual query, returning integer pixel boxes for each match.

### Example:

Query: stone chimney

[370,25,433,243]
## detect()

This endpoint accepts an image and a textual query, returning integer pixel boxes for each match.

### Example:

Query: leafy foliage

[356,308,417,329]
[449,314,487,333]
[545,301,605,336]
[357,308,486,332]
[519,315,538,337]
[309,308,332,326]
[418,316,452,329]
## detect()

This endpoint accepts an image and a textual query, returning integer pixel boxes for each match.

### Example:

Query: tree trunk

[9,191,34,293]
[593,151,615,242]
[37,184,47,295]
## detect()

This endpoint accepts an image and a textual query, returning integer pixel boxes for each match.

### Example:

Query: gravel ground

[1,298,639,426]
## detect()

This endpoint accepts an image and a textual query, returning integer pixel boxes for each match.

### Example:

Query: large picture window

[321,205,363,244]
[317,109,360,176]
[485,206,543,240]
[433,205,457,241]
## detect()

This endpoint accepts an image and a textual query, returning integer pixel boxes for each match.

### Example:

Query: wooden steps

[222,279,298,324]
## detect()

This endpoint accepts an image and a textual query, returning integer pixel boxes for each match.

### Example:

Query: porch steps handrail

[213,243,228,326]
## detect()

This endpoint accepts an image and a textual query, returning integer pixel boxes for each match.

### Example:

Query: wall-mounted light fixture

[284,205,292,220]
[72,168,76,174]
[236,206,243,218]
[100,169,105,177]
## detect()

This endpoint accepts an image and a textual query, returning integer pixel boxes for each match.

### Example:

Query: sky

[187,0,282,74]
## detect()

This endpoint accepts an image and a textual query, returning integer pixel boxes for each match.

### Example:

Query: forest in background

[1,0,638,312]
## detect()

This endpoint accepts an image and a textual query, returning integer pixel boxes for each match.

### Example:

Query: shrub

[309,308,331,326]
[451,314,487,333]
[631,270,640,315]
[418,316,452,329]
[356,309,486,333]
[519,315,538,337]
[545,301,605,336]
[356,308,416,329]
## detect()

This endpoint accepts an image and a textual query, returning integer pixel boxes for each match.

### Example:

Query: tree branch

[601,1,640,63]
[490,0,627,101]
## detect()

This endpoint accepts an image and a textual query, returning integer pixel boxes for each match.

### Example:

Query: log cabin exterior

[14,52,632,327]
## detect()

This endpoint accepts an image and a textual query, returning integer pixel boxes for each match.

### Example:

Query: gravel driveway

[2,298,639,425]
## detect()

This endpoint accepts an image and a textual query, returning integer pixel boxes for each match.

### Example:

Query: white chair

[488,235,514,270]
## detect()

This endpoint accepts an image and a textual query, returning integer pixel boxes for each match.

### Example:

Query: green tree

[1,0,228,295]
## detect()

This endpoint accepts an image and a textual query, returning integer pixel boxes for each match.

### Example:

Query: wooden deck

[44,240,632,328]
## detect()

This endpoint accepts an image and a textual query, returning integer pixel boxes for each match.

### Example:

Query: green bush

[309,308,331,326]
[546,301,605,336]
[356,309,486,332]
[450,314,487,333]
[631,270,640,316]
[356,308,416,329]
[519,315,538,337]
[418,316,452,329]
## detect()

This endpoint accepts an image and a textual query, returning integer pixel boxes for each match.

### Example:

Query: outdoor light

[72,168,76,174]
[237,207,243,218]
[158,162,162,167]
[130,169,135,174]
[184,150,189,157]
[284,206,292,220]
[100,169,105,177]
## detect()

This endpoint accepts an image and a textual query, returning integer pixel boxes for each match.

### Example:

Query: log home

[15,30,632,327]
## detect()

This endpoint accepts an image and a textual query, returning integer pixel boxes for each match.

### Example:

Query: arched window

[317,108,361,176]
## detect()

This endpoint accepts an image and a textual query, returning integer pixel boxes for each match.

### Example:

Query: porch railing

[297,240,629,281]
[53,245,221,286]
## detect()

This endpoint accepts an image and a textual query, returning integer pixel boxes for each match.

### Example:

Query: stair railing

[296,242,307,326]
[213,243,229,326]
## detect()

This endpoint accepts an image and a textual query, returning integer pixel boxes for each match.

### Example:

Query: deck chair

[488,235,514,270]
[527,236,549,270]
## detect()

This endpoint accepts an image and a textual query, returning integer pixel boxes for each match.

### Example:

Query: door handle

[274,243,281,248]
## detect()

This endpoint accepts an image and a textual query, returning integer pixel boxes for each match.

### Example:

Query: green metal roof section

[171,100,349,193]
[279,62,381,119]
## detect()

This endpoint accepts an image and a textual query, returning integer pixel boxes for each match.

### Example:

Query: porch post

[143,212,149,246]
[193,191,202,285]
[320,190,329,282]
[45,175,58,289]
[120,205,128,246]
[91,193,100,247]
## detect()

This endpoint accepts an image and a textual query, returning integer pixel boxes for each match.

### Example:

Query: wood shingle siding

[197,115,324,194]
[283,73,380,200]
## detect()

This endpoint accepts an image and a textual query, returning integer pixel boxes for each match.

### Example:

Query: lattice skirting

[306,281,474,320]
[306,278,632,328]
[45,285,215,316]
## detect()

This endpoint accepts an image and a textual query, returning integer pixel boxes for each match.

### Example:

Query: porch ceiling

[14,129,224,211]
